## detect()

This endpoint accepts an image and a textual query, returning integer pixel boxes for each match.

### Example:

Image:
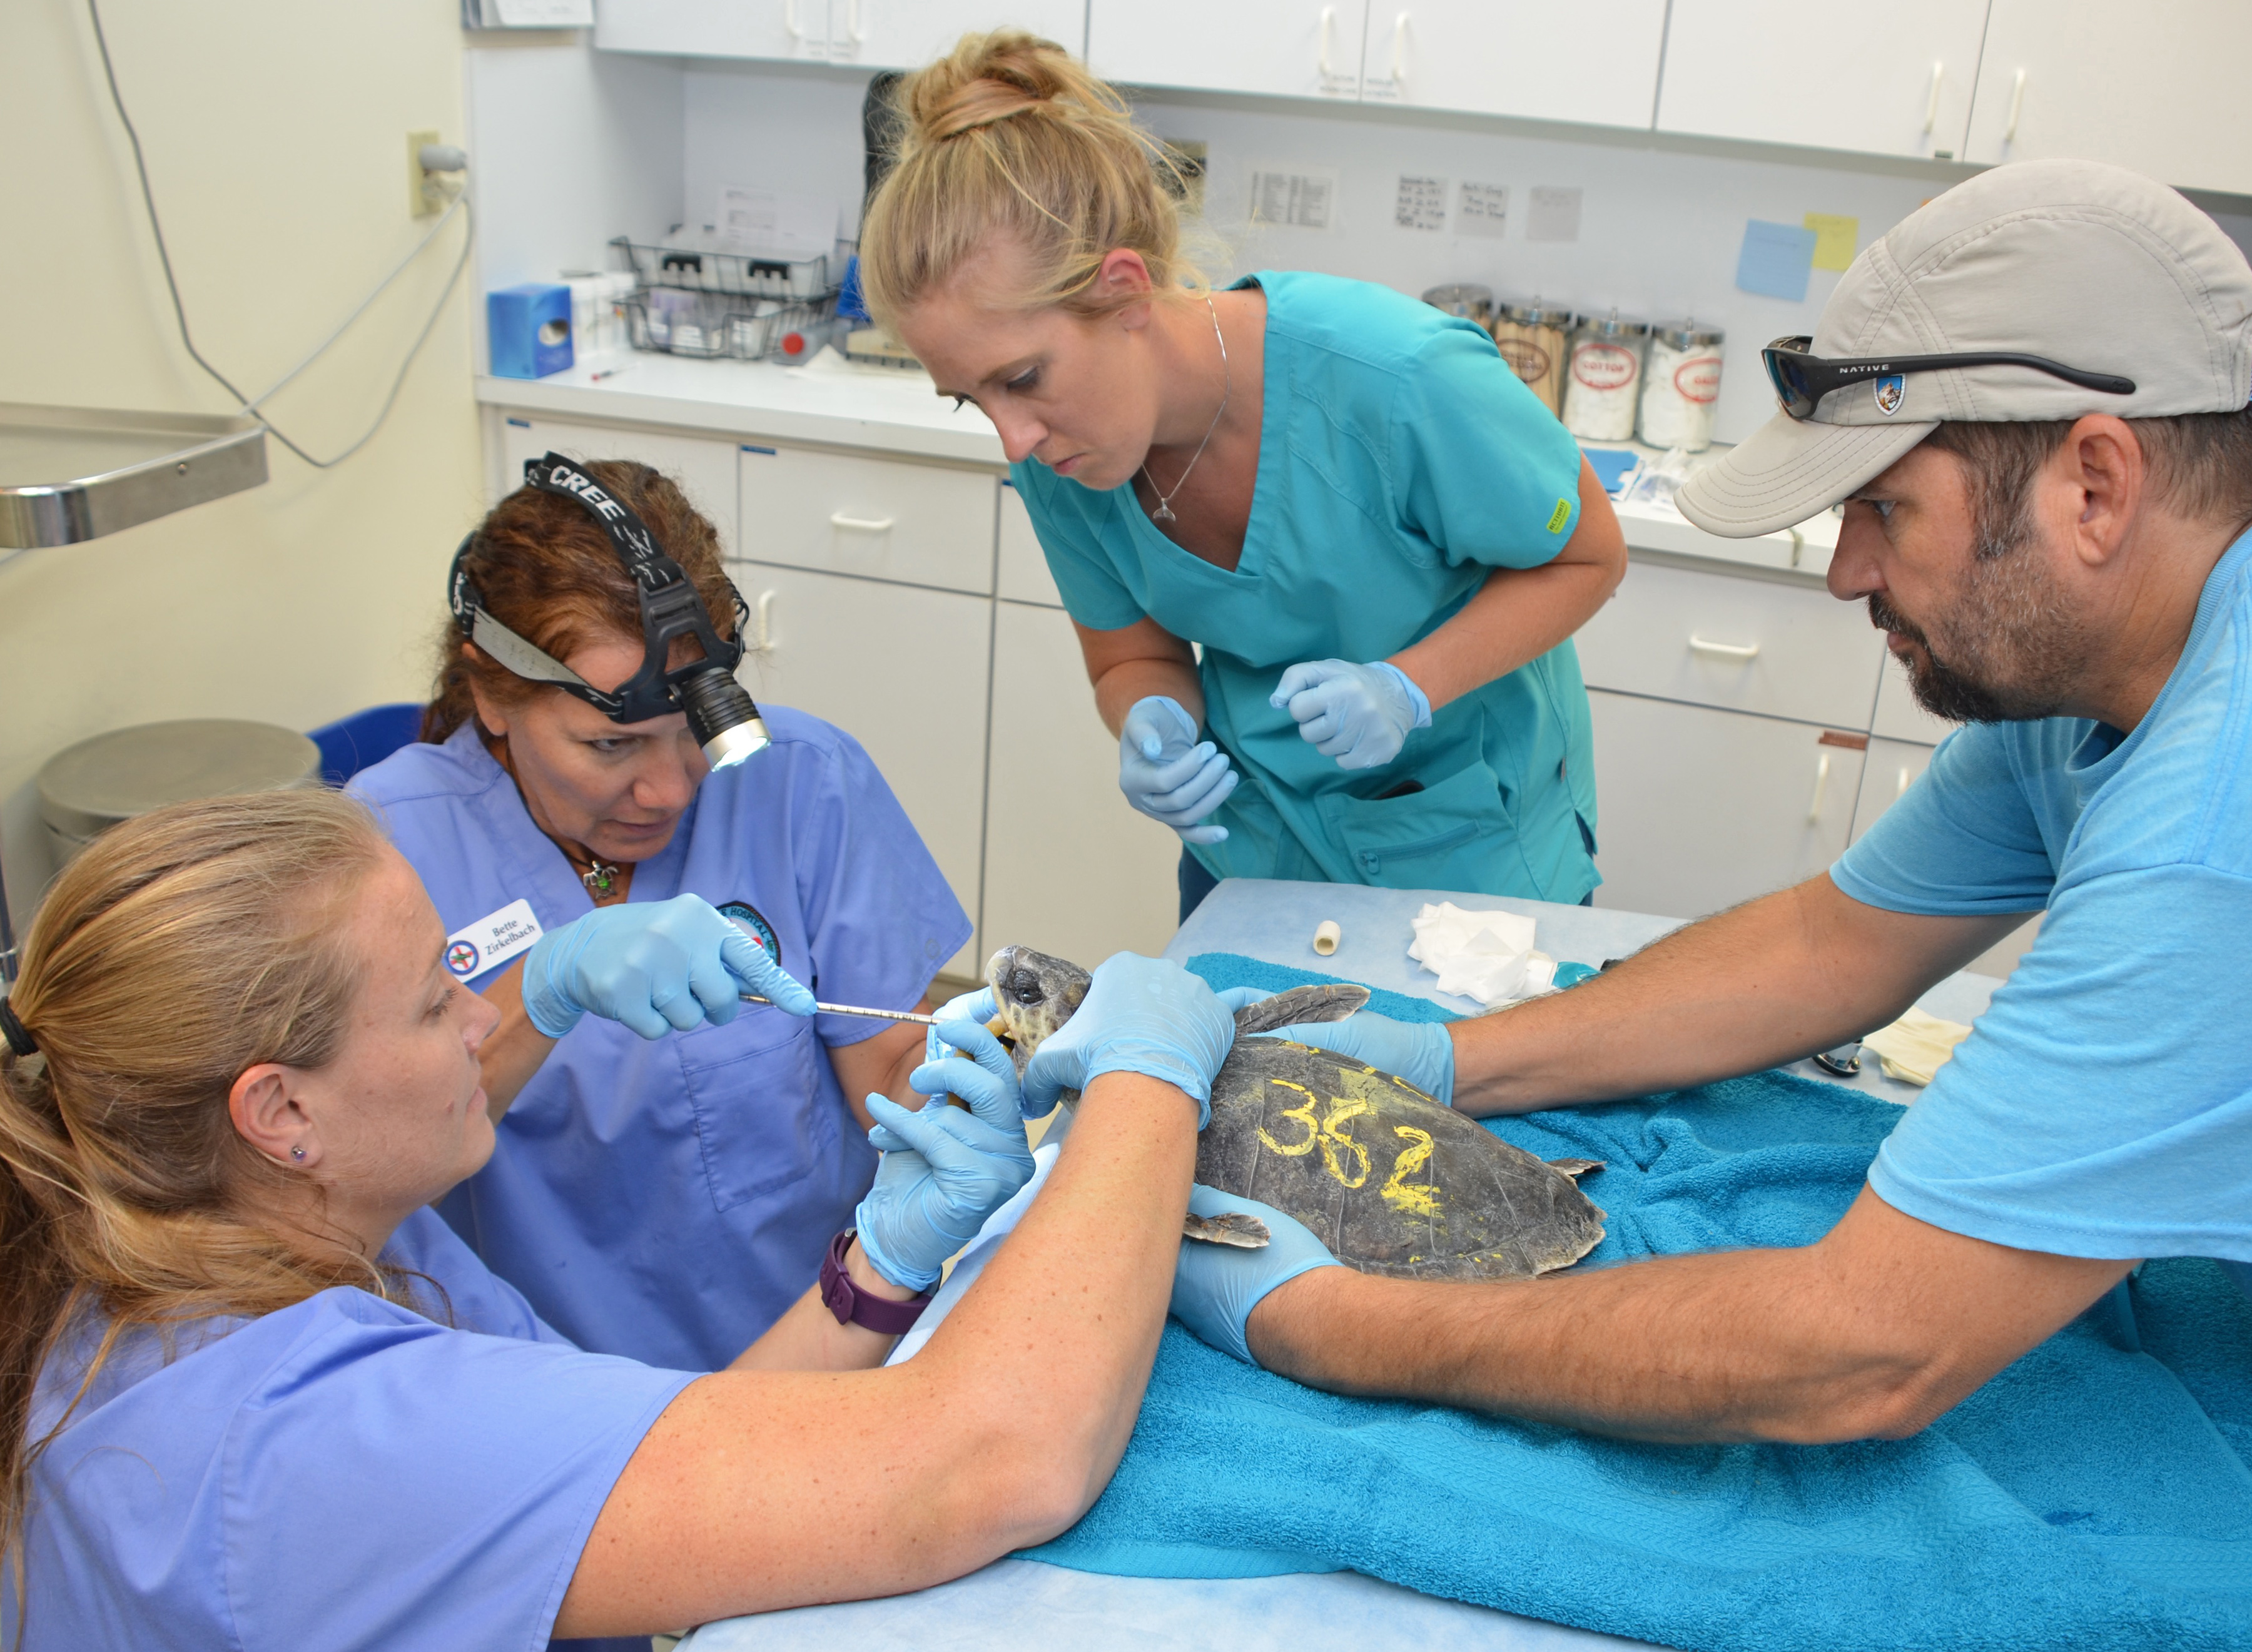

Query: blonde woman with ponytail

[865,31,1629,926]
[0,791,1236,1647]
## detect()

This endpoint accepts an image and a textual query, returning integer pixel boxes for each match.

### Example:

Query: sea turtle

[981,946,1607,1282]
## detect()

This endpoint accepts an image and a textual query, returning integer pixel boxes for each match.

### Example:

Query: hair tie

[1,998,38,1058]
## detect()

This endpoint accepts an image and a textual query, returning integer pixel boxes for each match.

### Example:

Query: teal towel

[1021,955,2252,1651]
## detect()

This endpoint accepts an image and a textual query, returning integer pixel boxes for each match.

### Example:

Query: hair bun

[906,29,1078,145]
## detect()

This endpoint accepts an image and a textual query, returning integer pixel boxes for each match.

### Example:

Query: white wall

[0,1,482,933]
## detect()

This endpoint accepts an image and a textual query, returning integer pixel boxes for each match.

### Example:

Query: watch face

[717,900,781,970]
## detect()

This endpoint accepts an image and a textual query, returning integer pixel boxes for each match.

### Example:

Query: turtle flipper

[1546,1158,1604,1180]
[1232,983,1371,1038]
[1183,1211,1272,1248]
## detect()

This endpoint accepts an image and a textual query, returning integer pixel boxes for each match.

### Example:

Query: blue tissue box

[488,283,574,379]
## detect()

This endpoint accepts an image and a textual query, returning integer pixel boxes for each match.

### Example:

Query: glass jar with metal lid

[1489,298,1576,415]
[1561,310,1649,443]
[1638,319,1727,451]
[1421,283,1493,325]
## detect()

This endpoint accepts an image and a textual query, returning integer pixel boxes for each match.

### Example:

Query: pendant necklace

[1142,293,1231,527]
[572,854,622,899]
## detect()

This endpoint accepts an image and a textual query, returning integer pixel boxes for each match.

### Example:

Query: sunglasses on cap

[1760,335,2137,420]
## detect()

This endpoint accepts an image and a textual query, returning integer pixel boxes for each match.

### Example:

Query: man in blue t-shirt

[1166,159,2252,1442]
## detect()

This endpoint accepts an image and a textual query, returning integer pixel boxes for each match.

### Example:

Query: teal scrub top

[1013,270,1601,902]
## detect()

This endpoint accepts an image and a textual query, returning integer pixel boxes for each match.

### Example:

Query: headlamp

[449,454,770,770]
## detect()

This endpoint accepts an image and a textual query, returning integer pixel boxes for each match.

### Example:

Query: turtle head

[983,945,1091,1079]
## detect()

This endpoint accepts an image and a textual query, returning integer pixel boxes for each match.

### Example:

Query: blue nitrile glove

[853,1035,1037,1292]
[519,893,818,1039]
[1020,953,1236,1125]
[1120,694,1238,845]
[925,985,997,1069]
[1255,1008,1456,1107]
[1170,1185,1342,1367]
[1270,659,1433,770]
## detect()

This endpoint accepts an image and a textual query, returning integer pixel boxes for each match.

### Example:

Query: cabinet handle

[846,0,864,44]
[829,510,895,532]
[1895,764,1912,800]
[2005,67,2027,142]
[1808,751,1832,824]
[783,0,801,40]
[751,589,777,653]
[1318,5,1336,78]
[1922,61,1943,134]
[1687,634,1760,661]
[1389,11,1409,82]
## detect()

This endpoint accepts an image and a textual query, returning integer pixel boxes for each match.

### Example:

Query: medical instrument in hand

[741,994,938,1026]
[1140,293,1230,525]
[449,452,773,769]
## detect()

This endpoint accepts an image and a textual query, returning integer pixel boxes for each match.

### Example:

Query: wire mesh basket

[611,235,831,300]
[623,290,834,362]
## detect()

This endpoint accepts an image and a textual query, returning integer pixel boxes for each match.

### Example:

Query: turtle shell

[1195,1039,1606,1281]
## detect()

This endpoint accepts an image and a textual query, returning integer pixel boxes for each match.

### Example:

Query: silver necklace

[1141,294,1230,527]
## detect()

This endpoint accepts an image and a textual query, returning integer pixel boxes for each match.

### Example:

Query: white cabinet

[1588,690,1865,920]
[1575,560,1886,732]
[996,479,1062,607]
[983,601,1180,967]
[829,0,1087,69]
[493,413,743,556]
[596,0,832,61]
[731,560,991,976]
[1656,0,1987,160]
[739,444,997,595]
[1090,0,1367,101]
[1849,736,1935,841]
[1869,651,1957,746]
[1361,0,1666,129]
[1964,0,2252,196]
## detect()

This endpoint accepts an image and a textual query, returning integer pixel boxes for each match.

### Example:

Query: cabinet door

[1869,652,1957,746]
[1089,0,1366,101]
[1362,0,1665,129]
[595,0,831,60]
[1964,0,2252,195]
[1588,691,1864,920]
[995,479,1063,608]
[739,445,997,595]
[831,0,1085,69]
[494,413,743,557]
[1574,560,1885,731]
[983,601,1182,968]
[1656,0,1987,160]
[731,562,990,978]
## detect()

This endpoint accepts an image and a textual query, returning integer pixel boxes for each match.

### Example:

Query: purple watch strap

[819,1229,931,1335]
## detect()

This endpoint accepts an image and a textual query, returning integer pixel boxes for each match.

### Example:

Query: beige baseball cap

[1678,159,2252,539]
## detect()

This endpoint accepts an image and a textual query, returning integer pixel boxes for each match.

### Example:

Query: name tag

[445,898,544,981]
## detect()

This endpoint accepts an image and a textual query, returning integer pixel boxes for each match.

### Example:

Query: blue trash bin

[308,703,425,786]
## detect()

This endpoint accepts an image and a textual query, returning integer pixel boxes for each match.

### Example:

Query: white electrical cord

[85,0,475,469]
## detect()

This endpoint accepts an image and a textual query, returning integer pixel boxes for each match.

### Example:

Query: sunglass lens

[1762,350,1816,418]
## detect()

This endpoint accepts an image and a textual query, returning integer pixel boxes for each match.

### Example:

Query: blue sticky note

[1581,446,1639,496]
[1736,220,1818,302]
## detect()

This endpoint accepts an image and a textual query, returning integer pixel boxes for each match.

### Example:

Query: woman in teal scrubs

[862,31,1628,915]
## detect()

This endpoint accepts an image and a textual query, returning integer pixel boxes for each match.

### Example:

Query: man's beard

[1868,537,2089,724]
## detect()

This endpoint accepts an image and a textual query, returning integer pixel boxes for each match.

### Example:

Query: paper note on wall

[1396,175,1448,232]
[1803,213,1860,271]
[1249,167,1339,231]
[1457,181,1509,238]
[1737,220,1818,302]
[1526,186,1581,243]
[717,186,835,255]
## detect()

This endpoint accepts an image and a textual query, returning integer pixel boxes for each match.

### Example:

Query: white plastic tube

[1312,920,1342,956]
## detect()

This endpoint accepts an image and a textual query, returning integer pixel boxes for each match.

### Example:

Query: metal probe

[741,994,940,1026]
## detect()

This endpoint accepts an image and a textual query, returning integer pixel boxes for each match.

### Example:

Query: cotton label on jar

[1561,317,1646,443]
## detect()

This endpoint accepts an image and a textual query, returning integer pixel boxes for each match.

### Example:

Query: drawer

[738,443,997,595]
[996,478,1063,607]
[1870,651,1958,746]
[1575,559,1886,730]
[492,413,741,557]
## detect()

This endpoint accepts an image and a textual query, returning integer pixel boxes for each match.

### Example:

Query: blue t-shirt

[1015,270,1600,902]
[350,710,968,1372]
[8,1209,696,1651]
[1832,529,2252,1262]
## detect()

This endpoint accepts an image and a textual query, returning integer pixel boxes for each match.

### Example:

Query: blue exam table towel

[1020,955,2252,1652]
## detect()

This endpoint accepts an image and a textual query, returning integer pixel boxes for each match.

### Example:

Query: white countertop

[479,351,1840,580]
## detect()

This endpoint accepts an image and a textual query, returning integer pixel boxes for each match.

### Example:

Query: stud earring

[291,1147,307,1162]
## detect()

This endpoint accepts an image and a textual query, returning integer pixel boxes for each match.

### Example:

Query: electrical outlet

[407,129,442,217]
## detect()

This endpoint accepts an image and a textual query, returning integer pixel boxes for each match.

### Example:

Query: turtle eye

[1005,968,1045,1006]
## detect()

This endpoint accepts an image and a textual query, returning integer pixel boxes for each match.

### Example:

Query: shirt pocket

[675,1011,839,1215]
[1321,755,1528,891]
